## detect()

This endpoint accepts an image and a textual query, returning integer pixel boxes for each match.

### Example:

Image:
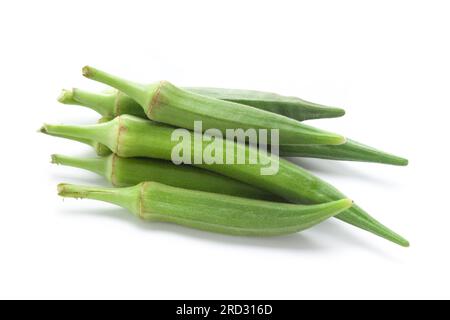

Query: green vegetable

[58,87,345,121]
[58,88,407,166]
[81,66,345,146]
[57,182,353,236]
[42,115,409,246]
[281,139,408,166]
[51,153,280,200]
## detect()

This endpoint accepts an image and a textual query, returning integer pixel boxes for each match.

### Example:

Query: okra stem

[41,117,113,156]
[58,182,353,236]
[82,66,345,146]
[42,115,409,246]
[51,154,106,176]
[59,88,117,116]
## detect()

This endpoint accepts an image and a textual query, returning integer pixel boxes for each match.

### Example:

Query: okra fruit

[59,88,407,166]
[58,87,345,121]
[81,66,345,146]
[58,182,353,236]
[51,154,280,201]
[42,115,409,246]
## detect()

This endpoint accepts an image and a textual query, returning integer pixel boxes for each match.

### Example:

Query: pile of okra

[42,66,409,246]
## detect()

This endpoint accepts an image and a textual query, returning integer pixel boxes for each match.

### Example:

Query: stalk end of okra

[38,125,48,134]
[57,89,75,104]
[57,183,74,197]
[82,66,93,78]
[50,154,58,164]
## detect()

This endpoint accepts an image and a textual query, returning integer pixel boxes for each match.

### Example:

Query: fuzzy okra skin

[81,66,345,146]
[42,115,409,246]
[51,154,280,201]
[281,139,409,166]
[58,87,345,121]
[58,182,352,236]
[59,88,408,166]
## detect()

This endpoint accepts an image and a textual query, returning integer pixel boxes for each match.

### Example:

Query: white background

[0,0,449,299]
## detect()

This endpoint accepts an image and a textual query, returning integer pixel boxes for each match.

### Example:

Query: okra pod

[58,182,353,236]
[42,115,409,246]
[59,88,407,166]
[58,87,345,121]
[81,66,345,146]
[51,154,280,201]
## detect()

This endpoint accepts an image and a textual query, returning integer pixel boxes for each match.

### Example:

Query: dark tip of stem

[82,65,92,78]
[58,89,74,104]
[50,154,59,164]
[38,125,48,134]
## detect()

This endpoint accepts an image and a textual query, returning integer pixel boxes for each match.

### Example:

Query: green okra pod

[51,154,280,201]
[59,87,407,166]
[57,182,353,236]
[42,115,409,246]
[81,66,345,146]
[58,87,345,121]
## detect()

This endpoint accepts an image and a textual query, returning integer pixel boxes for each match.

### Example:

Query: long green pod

[59,88,407,166]
[81,66,345,146]
[58,87,345,121]
[51,154,280,201]
[281,139,408,166]
[58,182,352,236]
[42,115,409,246]
[40,116,112,156]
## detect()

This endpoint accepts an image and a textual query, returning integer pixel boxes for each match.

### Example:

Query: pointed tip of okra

[332,108,346,118]
[57,89,75,104]
[341,198,354,209]
[315,106,346,119]
[320,134,346,146]
[57,183,88,198]
[397,158,409,166]
[333,135,347,145]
